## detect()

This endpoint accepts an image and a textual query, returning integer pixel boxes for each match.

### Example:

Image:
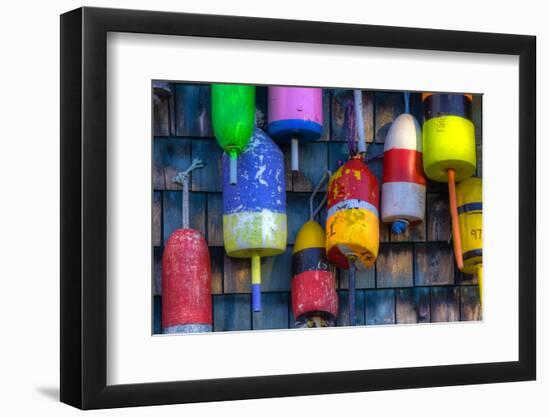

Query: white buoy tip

[229,154,238,185]
[291,137,299,171]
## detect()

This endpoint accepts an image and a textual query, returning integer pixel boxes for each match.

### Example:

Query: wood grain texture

[472,94,482,146]
[476,144,483,178]
[365,289,395,325]
[339,266,375,289]
[210,246,223,295]
[174,84,213,137]
[408,92,424,125]
[153,138,165,190]
[153,295,162,335]
[328,142,350,173]
[375,91,404,143]
[331,89,373,142]
[255,87,268,131]
[163,191,206,245]
[223,255,251,294]
[336,289,366,326]
[376,244,413,288]
[456,267,479,285]
[395,287,430,324]
[286,193,310,245]
[430,286,460,323]
[365,143,384,183]
[321,89,332,141]
[262,246,293,292]
[390,220,426,242]
[153,191,162,247]
[426,193,451,241]
[292,142,328,192]
[190,139,223,192]
[252,292,289,330]
[206,193,223,246]
[278,141,294,191]
[159,138,191,191]
[213,294,251,331]
[460,286,482,321]
[153,91,172,136]
[415,242,455,286]
[153,247,162,296]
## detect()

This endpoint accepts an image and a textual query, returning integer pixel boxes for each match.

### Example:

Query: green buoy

[211,84,255,184]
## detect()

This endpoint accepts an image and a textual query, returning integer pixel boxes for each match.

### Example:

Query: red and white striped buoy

[381,112,426,234]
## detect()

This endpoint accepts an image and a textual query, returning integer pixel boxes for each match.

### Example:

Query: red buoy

[162,229,212,332]
[162,159,212,333]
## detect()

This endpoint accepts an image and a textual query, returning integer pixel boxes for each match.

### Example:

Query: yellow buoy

[457,177,483,302]
[422,93,477,271]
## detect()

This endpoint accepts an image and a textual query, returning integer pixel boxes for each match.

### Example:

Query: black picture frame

[60,6,536,410]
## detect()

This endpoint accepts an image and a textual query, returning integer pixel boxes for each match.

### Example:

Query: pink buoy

[268,87,323,171]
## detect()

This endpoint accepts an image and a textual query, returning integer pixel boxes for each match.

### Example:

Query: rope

[404,91,411,114]
[354,90,367,154]
[346,100,358,157]
[309,170,331,220]
[172,158,205,229]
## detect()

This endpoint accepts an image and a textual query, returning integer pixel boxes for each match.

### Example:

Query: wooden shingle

[426,193,451,241]
[174,84,213,137]
[213,294,251,331]
[261,246,293,292]
[153,295,162,335]
[286,193,310,245]
[210,246,223,295]
[252,292,289,330]
[375,91,404,143]
[415,242,454,286]
[331,89,374,143]
[190,139,223,192]
[159,138,191,191]
[460,286,482,321]
[153,247,162,296]
[395,287,430,324]
[430,286,460,323]
[376,244,414,288]
[223,255,251,294]
[292,141,328,192]
[206,193,223,246]
[153,85,173,137]
[365,289,395,325]
[153,191,162,247]
[153,138,165,190]
[336,289,366,326]
[163,191,206,245]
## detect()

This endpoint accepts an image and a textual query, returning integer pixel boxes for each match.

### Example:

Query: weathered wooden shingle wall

[152,83,482,333]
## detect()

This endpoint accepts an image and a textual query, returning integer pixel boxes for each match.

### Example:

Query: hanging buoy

[222,128,287,312]
[292,171,338,328]
[381,96,426,234]
[162,159,212,333]
[268,86,323,171]
[422,93,476,270]
[211,84,255,185]
[326,158,380,325]
[457,177,483,302]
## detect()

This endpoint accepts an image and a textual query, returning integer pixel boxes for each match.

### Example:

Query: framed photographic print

[60,6,536,410]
